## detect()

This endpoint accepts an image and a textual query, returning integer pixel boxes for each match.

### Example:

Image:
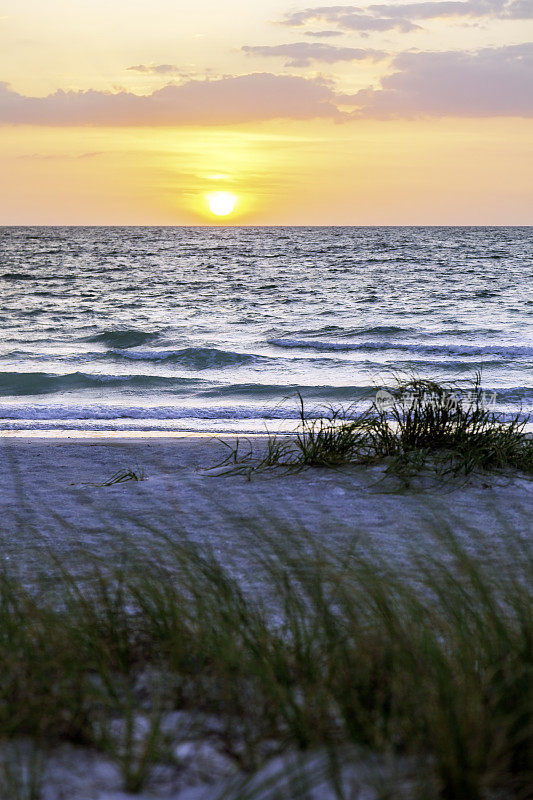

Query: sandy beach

[0,436,532,800]
[0,435,531,799]
[2,434,531,574]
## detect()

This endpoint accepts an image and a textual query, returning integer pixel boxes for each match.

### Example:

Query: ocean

[0,226,531,434]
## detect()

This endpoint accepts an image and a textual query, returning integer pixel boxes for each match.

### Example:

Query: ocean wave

[0,404,312,422]
[355,325,412,335]
[86,329,160,349]
[274,324,414,338]
[270,325,505,341]
[268,339,533,358]
[108,346,263,369]
[197,383,376,400]
[1,272,33,281]
[0,387,529,426]
[1,272,68,282]
[431,328,502,337]
[0,371,202,396]
[390,359,511,372]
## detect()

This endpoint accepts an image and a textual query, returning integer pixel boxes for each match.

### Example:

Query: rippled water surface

[0,226,531,432]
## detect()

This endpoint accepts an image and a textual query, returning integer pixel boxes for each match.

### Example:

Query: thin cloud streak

[127,64,187,75]
[242,42,386,66]
[15,151,104,160]
[281,6,420,32]
[304,30,345,37]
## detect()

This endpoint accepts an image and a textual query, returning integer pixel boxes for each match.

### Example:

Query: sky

[0,0,532,224]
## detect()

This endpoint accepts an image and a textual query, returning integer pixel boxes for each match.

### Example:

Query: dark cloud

[242,42,385,66]
[281,0,533,32]
[352,43,533,116]
[0,74,344,126]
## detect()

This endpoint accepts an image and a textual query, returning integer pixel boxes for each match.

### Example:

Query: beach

[2,434,531,573]
[1,434,531,799]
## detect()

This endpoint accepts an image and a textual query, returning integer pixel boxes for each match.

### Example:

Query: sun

[207,191,237,217]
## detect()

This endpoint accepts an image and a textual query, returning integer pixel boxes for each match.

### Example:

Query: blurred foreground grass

[0,518,531,799]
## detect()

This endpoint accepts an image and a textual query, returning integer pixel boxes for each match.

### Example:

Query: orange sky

[1,1,532,224]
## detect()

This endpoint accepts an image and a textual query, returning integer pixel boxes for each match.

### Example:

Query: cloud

[304,29,345,37]
[367,0,533,20]
[78,151,104,159]
[16,151,104,160]
[352,43,533,116]
[281,0,533,32]
[242,42,385,66]
[281,6,420,32]
[2,43,531,127]
[0,74,344,126]
[505,0,533,16]
[127,64,186,75]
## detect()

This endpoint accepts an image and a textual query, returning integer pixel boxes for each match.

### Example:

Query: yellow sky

[1,1,532,224]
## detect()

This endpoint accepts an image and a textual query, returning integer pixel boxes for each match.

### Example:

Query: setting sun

[207,191,237,217]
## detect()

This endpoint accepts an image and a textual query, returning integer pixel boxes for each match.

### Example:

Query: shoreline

[0,429,273,440]
[2,419,532,440]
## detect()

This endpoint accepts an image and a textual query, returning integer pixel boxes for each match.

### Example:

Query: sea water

[0,226,531,433]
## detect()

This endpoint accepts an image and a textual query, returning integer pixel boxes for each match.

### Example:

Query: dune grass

[212,374,532,481]
[99,466,146,486]
[0,523,531,799]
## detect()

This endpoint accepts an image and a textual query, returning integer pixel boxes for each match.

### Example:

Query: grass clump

[99,466,146,486]
[0,526,531,799]
[371,374,532,477]
[73,465,146,488]
[213,374,532,481]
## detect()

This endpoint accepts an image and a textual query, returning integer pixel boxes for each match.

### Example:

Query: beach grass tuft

[99,466,146,486]
[213,374,532,481]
